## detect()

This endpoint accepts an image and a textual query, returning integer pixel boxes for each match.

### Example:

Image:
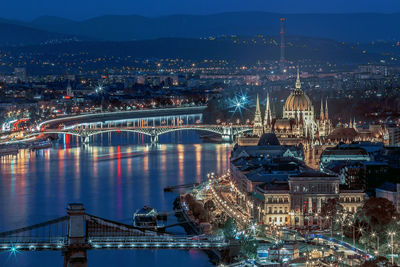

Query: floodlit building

[251,68,332,146]
[230,140,365,227]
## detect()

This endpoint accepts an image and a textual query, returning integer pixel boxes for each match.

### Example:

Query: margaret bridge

[22,106,253,144]
[33,124,252,144]
[0,204,235,267]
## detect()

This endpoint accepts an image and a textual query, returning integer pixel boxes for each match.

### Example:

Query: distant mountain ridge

[0,21,82,46]
[5,12,400,42]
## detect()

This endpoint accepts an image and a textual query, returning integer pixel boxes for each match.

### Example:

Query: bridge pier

[150,134,159,144]
[64,249,88,267]
[222,126,234,143]
[64,203,87,267]
[82,136,90,144]
[221,134,233,143]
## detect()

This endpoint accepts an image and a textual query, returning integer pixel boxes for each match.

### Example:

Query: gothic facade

[252,69,332,145]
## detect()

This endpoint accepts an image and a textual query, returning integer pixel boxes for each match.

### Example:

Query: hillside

[0,21,83,46]
[18,12,400,42]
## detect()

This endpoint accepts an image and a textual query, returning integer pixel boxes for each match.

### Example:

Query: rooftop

[290,170,338,178]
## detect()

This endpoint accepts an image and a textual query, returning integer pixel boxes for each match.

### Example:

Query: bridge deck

[0,236,229,251]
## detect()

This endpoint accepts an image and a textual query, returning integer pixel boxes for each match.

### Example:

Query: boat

[133,206,159,229]
[30,140,52,150]
[199,133,222,143]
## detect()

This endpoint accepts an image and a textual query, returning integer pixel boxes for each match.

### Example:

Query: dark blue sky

[4,0,400,20]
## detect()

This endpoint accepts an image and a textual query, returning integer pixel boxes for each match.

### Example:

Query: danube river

[0,131,231,266]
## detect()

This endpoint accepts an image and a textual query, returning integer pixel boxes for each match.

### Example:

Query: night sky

[3,0,400,20]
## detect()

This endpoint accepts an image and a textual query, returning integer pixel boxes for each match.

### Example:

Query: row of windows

[340,197,362,203]
[265,197,289,204]
[344,206,358,213]
[268,216,288,223]
[292,184,338,194]
[267,207,288,214]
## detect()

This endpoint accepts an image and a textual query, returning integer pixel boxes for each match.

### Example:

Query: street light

[388,231,396,265]
[371,232,379,256]
[347,222,355,248]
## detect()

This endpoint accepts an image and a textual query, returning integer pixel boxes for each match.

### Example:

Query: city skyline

[0,2,400,266]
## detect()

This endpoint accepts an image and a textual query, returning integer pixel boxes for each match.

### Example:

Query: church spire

[256,94,261,114]
[320,98,324,121]
[264,93,272,126]
[66,80,72,96]
[325,98,329,120]
[253,94,263,137]
[295,67,301,90]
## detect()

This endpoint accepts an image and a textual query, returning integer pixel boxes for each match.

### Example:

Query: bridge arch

[26,125,252,144]
[154,127,224,137]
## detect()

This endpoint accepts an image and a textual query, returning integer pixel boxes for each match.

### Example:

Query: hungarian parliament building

[247,69,388,147]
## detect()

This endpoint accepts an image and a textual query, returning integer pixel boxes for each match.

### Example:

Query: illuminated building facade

[252,69,332,146]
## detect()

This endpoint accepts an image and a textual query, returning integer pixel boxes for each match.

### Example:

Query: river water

[0,131,231,267]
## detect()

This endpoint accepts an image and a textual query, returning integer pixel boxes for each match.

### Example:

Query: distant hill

[14,12,400,42]
[0,21,84,46]
[2,36,381,64]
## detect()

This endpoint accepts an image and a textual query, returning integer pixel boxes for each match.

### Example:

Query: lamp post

[95,84,104,112]
[336,218,343,241]
[347,222,355,248]
[388,232,395,265]
[371,232,379,256]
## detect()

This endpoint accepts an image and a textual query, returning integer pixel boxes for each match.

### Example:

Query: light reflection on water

[0,131,231,267]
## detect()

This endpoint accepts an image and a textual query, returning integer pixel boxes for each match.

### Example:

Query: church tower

[66,80,73,97]
[252,94,263,137]
[325,98,329,121]
[320,98,324,121]
[263,93,273,133]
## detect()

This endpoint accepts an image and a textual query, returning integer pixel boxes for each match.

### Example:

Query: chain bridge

[0,204,233,267]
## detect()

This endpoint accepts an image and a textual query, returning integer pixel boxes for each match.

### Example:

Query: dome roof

[284,69,312,112]
[284,91,312,112]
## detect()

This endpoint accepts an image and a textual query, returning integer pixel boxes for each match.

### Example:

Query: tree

[222,218,238,240]
[321,198,344,218]
[239,235,258,260]
[320,198,344,232]
[357,197,397,233]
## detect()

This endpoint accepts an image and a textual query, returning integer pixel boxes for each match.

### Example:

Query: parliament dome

[284,68,312,112]
[284,90,312,112]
